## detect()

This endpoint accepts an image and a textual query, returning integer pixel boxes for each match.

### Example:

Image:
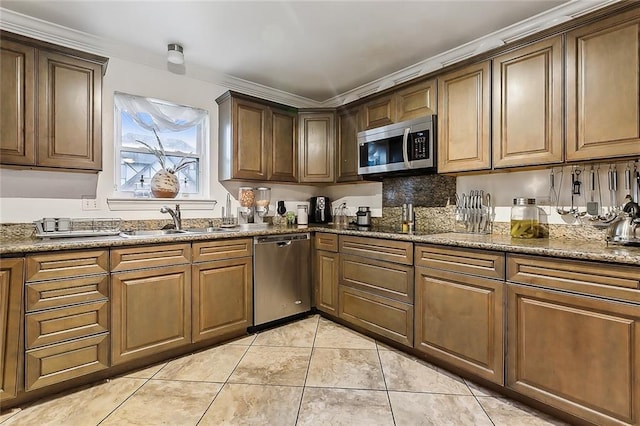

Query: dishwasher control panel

[254,233,310,244]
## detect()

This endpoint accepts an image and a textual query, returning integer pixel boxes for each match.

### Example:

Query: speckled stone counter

[2,225,639,266]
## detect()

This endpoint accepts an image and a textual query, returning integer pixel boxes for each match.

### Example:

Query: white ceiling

[0,0,618,106]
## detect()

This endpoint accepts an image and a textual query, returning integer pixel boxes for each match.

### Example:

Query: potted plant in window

[137,129,195,198]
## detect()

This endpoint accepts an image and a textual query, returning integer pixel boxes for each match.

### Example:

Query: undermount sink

[119,229,190,238]
[185,227,239,233]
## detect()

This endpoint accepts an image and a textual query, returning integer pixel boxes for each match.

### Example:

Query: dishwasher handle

[277,241,292,247]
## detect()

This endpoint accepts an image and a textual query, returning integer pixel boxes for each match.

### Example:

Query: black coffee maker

[309,196,332,223]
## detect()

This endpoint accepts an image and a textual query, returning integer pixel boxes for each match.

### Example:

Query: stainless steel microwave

[357,115,436,176]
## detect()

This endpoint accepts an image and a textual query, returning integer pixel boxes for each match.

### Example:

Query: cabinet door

[192,257,252,342]
[336,106,362,182]
[415,267,504,385]
[507,284,640,426]
[363,94,395,129]
[0,39,36,166]
[269,108,297,182]
[316,250,339,315]
[566,8,640,161]
[111,265,191,365]
[232,97,269,180]
[269,109,298,182]
[0,258,24,402]
[37,50,103,171]
[299,112,335,183]
[493,36,563,168]
[438,61,491,173]
[395,79,437,122]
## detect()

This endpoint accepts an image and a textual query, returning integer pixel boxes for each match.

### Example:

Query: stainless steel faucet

[160,204,181,230]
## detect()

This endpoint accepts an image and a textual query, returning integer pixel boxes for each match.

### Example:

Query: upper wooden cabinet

[362,94,395,130]
[361,79,437,130]
[0,39,35,166]
[217,91,297,182]
[270,107,298,182]
[438,61,491,173]
[395,78,437,122]
[0,32,107,172]
[492,36,564,168]
[298,110,335,183]
[336,106,362,182]
[566,8,640,162]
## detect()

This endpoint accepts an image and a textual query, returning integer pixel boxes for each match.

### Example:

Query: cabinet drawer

[26,250,108,282]
[507,254,640,303]
[315,232,338,252]
[25,274,109,312]
[192,238,252,263]
[340,254,414,303]
[111,243,191,272]
[339,286,413,347]
[339,236,413,265]
[25,333,109,391]
[26,300,109,349]
[415,244,505,280]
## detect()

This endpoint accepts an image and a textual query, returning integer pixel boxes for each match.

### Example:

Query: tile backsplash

[381,174,456,207]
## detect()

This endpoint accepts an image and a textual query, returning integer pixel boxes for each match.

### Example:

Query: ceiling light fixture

[167,43,184,65]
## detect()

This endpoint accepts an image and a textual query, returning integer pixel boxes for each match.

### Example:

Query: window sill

[107,198,217,211]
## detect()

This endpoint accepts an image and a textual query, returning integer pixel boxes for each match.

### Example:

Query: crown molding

[1,1,620,109]
[322,0,620,107]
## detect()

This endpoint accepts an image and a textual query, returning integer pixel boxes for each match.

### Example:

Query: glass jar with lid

[510,197,540,238]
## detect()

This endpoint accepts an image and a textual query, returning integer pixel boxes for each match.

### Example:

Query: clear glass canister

[238,187,255,208]
[510,198,540,238]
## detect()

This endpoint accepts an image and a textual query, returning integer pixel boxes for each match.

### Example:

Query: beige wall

[0,57,375,223]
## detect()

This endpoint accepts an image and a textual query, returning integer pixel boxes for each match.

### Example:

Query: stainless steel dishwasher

[253,233,311,326]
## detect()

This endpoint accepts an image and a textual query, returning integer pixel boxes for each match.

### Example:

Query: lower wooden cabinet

[1,258,24,402]
[414,267,504,385]
[192,257,252,342]
[23,250,110,393]
[337,236,414,347]
[25,333,109,391]
[111,264,191,365]
[507,283,640,426]
[316,250,339,315]
[339,286,413,347]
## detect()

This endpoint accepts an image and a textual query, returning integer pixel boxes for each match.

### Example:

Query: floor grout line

[294,314,320,425]
[195,338,252,426]
[376,342,397,426]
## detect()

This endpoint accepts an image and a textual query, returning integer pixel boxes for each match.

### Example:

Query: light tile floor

[0,315,568,425]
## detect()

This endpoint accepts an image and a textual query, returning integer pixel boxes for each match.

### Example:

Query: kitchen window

[114,92,209,198]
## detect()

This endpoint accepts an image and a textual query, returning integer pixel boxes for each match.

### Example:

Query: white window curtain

[114,92,208,132]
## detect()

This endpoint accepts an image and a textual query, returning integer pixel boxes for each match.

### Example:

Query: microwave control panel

[410,130,430,160]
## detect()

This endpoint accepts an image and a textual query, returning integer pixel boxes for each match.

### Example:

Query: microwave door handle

[402,127,412,169]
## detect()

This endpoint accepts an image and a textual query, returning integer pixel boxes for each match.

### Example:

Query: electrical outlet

[82,197,99,211]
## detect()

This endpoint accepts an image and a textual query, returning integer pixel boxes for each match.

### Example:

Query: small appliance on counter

[606,194,640,246]
[309,196,332,223]
[356,206,371,227]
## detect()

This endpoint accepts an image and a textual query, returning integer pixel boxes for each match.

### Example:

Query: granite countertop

[1,225,639,266]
